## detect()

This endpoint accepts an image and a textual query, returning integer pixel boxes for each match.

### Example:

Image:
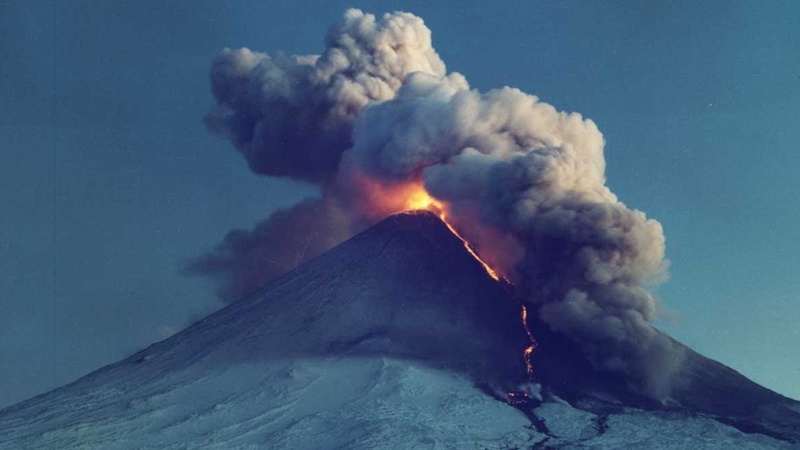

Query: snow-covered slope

[1,211,798,449]
[1,355,792,450]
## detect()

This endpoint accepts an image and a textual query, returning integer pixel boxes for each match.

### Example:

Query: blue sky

[1,1,798,408]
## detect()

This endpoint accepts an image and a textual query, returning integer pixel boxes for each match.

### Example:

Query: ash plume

[189,9,684,397]
[183,196,357,301]
[205,9,444,183]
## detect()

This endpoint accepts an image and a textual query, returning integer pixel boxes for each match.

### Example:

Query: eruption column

[194,8,681,398]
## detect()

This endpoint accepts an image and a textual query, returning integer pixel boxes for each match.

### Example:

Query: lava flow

[521,305,538,378]
[404,190,500,281]
[402,187,537,383]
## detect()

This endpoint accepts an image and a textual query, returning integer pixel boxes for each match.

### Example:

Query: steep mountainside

[1,211,797,449]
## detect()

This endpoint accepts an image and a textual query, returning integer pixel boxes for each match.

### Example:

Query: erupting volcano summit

[190,8,682,400]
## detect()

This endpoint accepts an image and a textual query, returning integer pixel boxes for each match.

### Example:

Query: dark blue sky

[1,1,798,408]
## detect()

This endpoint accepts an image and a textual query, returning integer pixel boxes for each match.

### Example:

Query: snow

[1,356,792,449]
[531,403,793,449]
[0,357,538,449]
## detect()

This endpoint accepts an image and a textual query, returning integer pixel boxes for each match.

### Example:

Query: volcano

[1,211,798,449]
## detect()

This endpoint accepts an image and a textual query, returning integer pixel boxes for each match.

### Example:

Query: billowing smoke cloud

[347,72,682,396]
[204,9,444,183]
[189,9,684,397]
[183,196,356,301]
[189,9,446,300]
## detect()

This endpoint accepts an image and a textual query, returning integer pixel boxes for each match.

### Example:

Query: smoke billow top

[186,9,684,398]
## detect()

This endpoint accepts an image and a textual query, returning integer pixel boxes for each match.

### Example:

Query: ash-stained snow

[530,402,793,449]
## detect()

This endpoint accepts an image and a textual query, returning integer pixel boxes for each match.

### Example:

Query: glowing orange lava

[403,188,501,281]
[404,189,440,212]
[521,305,538,378]
[401,186,537,382]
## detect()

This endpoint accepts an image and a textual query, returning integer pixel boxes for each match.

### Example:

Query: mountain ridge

[1,211,798,449]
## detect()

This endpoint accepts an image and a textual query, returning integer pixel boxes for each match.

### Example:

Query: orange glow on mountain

[521,305,538,378]
[404,189,441,212]
[402,188,500,281]
[394,184,537,382]
[442,220,501,281]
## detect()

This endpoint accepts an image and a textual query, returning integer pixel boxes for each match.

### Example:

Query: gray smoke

[190,9,684,398]
[205,9,444,183]
[184,196,357,301]
[190,9,445,301]
[348,72,682,396]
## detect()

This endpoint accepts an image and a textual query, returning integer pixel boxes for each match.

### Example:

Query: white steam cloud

[187,9,684,398]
